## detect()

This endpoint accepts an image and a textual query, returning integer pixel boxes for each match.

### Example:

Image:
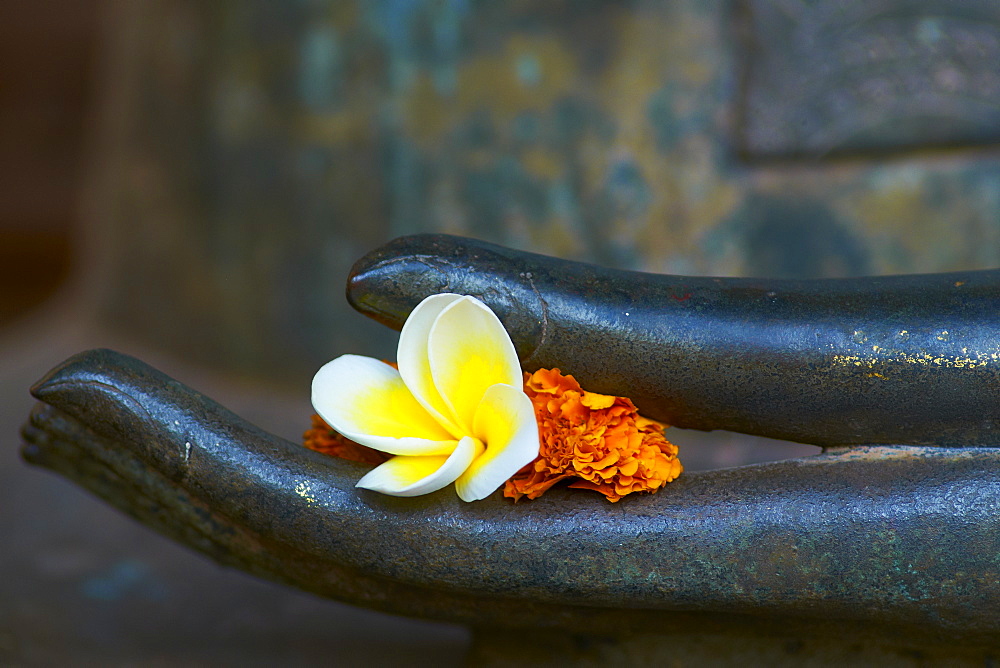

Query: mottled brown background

[88,0,1000,384]
[4,0,1000,664]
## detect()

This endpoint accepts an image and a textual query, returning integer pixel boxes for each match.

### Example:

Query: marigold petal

[303,414,389,465]
[526,368,580,395]
[507,367,683,502]
[504,472,575,501]
[312,355,457,455]
[567,479,624,502]
[456,383,540,502]
[581,391,616,410]
[591,450,621,470]
[618,458,640,477]
[356,435,483,497]
[428,296,522,431]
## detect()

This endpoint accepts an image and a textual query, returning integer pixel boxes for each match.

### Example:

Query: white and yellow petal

[356,435,485,497]
[312,354,456,455]
[314,293,539,502]
[396,293,466,438]
[428,296,522,432]
[455,383,540,502]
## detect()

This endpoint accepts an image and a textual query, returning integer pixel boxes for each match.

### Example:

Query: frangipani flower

[311,294,540,501]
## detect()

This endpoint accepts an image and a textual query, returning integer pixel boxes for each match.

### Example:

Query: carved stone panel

[740,0,1000,157]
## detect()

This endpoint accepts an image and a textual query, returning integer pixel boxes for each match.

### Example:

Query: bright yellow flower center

[311,294,540,501]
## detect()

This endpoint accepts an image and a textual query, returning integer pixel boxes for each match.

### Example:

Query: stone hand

[349,234,1000,447]
[21,348,1000,638]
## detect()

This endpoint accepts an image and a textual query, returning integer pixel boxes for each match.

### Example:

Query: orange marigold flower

[305,365,681,502]
[304,414,390,465]
[504,368,682,502]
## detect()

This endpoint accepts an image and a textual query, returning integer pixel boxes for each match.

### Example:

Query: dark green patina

[349,234,1000,448]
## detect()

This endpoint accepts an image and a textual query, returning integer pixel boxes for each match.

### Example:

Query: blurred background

[4,0,1000,664]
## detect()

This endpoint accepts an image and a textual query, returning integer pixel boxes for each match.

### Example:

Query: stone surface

[0,311,469,666]
[19,347,1000,648]
[349,234,1000,447]
[741,0,1000,157]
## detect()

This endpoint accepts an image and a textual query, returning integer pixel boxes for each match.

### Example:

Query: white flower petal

[356,435,485,497]
[428,296,522,431]
[397,293,466,438]
[312,355,456,455]
[456,383,540,502]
